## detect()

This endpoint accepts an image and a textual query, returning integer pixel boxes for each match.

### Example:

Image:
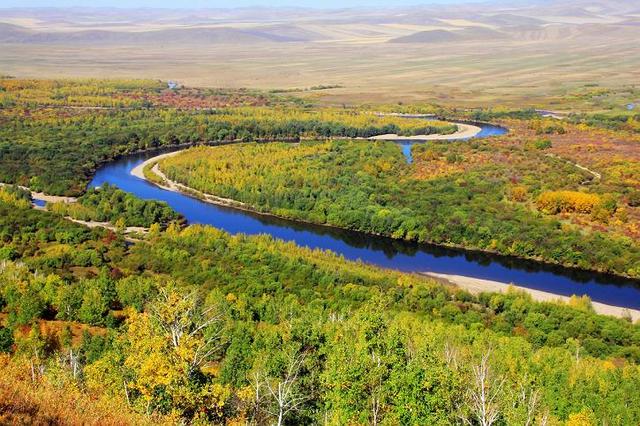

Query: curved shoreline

[368,123,482,141]
[132,147,639,320]
[424,272,640,321]
[132,146,635,280]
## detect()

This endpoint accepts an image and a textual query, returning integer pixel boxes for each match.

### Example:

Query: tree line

[159,141,640,278]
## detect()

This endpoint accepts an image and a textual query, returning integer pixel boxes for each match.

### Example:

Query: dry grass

[0,355,171,426]
[3,39,638,108]
[1,3,639,108]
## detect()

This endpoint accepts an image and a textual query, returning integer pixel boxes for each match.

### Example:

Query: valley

[1,2,640,424]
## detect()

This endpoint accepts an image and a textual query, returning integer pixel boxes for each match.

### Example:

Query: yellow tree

[123,289,229,419]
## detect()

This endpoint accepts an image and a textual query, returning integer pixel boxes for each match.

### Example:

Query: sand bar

[369,123,482,141]
[424,272,640,322]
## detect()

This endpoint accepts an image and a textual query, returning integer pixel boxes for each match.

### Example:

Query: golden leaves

[536,191,602,215]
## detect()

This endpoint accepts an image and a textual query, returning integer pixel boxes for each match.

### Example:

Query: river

[87,126,640,310]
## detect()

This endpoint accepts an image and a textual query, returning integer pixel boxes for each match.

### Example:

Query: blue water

[395,122,508,163]
[32,199,46,207]
[88,126,640,310]
[400,142,414,164]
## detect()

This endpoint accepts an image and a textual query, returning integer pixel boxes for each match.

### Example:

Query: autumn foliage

[536,190,602,214]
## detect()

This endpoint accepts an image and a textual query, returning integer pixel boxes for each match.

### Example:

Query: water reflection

[88,128,640,310]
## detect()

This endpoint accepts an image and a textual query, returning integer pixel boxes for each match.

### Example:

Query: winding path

[546,153,602,184]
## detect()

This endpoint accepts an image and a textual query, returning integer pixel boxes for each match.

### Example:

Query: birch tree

[263,352,308,426]
[460,351,504,426]
[149,288,222,372]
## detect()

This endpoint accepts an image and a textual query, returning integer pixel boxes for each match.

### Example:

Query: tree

[149,222,162,236]
[460,351,504,426]
[0,327,14,353]
[117,289,228,418]
[116,276,157,312]
[148,288,222,372]
[262,351,308,426]
[59,324,81,379]
[114,217,127,233]
[17,326,47,382]
[78,284,109,325]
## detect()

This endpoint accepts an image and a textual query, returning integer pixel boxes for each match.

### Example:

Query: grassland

[1,2,639,108]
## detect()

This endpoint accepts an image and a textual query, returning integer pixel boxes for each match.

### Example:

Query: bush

[537,191,601,215]
[0,328,13,353]
[525,138,552,150]
[509,186,528,202]
[534,138,552,150]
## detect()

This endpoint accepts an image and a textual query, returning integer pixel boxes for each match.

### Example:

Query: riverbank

[31,203,148,240]
[369,123,482,141]
[424,272,640,322]
[131,147,640,317]
[136,145,638,278]
[66,217,147,237]
[0,182,77,204]
[131,150,251,211]
[1,182,146,236]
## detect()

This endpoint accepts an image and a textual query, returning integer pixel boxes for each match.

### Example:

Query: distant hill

[389,27,505,44]
[478,13,546,27]
[0,23,325,45]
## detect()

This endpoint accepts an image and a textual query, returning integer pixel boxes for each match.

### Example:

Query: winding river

[88,124,640,310]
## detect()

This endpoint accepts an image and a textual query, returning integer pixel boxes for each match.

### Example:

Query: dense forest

[0,79,454,195]
[158,140,640,278]
[2,78,640,424]
[48,184,182,228]
[1,186,640,425]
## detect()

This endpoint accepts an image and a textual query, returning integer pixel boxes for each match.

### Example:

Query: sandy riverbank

[31,203,147,238]
[369,123,482,141]
[65,217,147,235]
[424,272,640,322]
[131,150,249,209]
[132,147,640,322]
[0,182,77,204]
[130,151,182,181]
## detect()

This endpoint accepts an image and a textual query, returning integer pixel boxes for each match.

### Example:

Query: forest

[158,139,640,278]
[48,184,182,228]
[2,78,640,425]
[1,186,640,425]
[0,79,454,195]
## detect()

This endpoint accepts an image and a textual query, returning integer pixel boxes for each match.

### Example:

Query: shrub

[509,186,529,202]
[536,191,601,215]
[525,138,552,150]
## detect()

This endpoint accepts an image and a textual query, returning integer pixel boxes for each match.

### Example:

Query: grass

[2,32,639,109]
[0,355,171,425]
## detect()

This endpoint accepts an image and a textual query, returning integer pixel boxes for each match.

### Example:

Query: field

[2,1,640,107]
